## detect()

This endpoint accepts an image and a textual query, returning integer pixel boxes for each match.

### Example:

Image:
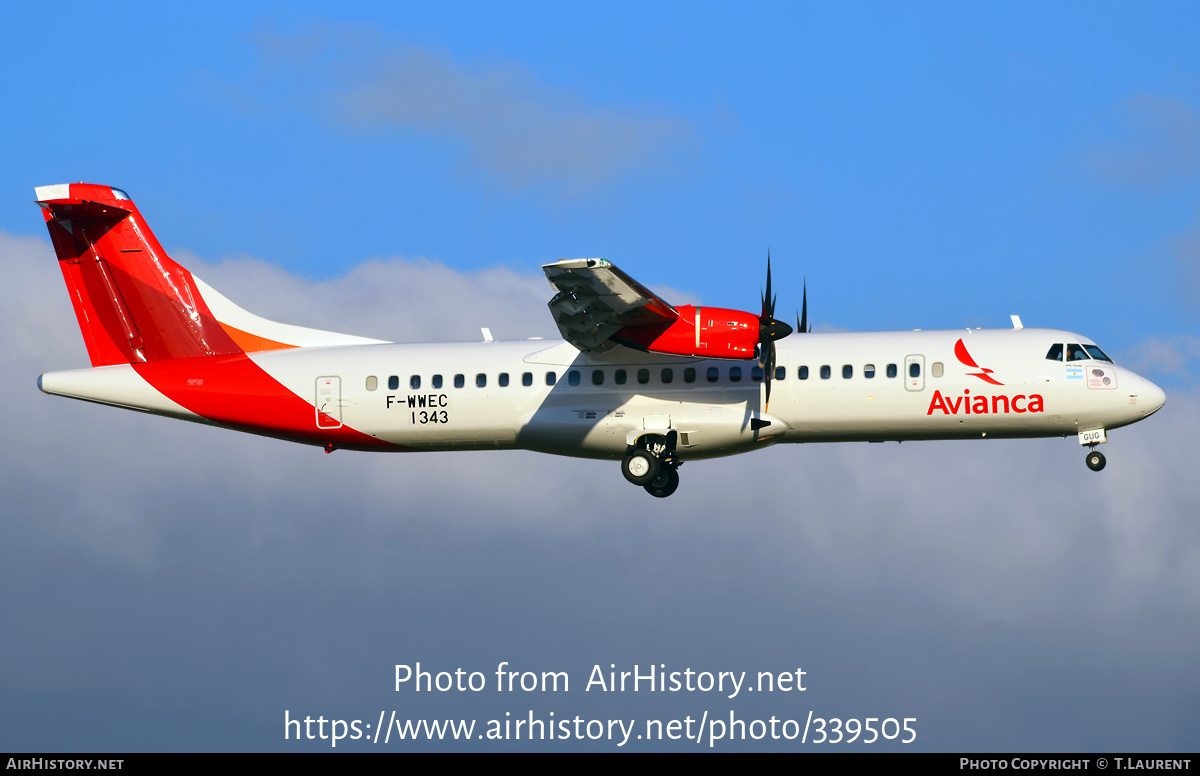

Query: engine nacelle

[614,305,759,359]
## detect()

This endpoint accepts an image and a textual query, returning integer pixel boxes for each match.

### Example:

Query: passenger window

[432,375,443,389]
[1045,344,1064,362]
[615,369,627,385]
[775,366,785,380]
[366,376,378,391]
[684,367,696,383]
[887,364,898,378]
[454,374,465,388]
[707,367,719,383]
[546,372,556,386]
[476,373,487,388]
[499,373,509,387]
[637,369,650,385]
[799,366,809,380]
[522,372,533,387]
[730,366,743,382]
[592,369,604,386]
[1066,344,1089,362]
[661,368,674,384]
[931,362,944,378]
[842,365,852,379]
[864,364,875,379]
[909,362,921,378]
[388,376,399,390]
[751,366,764,381]
[820,365,831,379]
[410,375,420,390]
[568,370,581,386]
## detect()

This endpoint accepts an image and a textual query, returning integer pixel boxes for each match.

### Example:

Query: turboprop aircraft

[35,183,1167,498]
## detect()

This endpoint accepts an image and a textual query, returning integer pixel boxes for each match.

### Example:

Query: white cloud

[1082,93,1200,192]
[237,24,693,191]
[4,230,1198,749]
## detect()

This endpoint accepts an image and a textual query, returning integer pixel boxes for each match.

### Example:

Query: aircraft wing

[542,259,680,351]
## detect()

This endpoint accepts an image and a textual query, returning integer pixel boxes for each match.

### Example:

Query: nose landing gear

[1085,446,1106,472]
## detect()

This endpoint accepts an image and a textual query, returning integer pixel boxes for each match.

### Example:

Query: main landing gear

[621,432,681,498]
[1085,446,1106,472]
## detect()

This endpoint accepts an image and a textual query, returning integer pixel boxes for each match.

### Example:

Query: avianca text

[926,389,1044,416]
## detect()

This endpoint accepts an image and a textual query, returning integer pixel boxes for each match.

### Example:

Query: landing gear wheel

[622,450,660,486]
[1085,450,1106,472]
[643,466,680,498]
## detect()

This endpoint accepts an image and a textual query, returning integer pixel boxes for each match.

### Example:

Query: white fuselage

[40,326,1167,460]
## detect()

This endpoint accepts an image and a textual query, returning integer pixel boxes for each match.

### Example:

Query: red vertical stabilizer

[36,183,244,366]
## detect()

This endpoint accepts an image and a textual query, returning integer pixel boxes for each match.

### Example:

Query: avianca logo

[955,338,1004,386]
[927,389,1044,416]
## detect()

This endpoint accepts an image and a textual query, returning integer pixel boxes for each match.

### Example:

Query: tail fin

[36,183,384,366]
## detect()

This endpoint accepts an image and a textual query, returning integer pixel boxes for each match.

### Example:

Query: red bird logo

[955,339,1005,386]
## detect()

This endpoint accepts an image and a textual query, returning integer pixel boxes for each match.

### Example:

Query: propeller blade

[800,279,809,334]
[758,253,791,411]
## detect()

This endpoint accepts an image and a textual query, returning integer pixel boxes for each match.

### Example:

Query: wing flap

[542,259,679,351]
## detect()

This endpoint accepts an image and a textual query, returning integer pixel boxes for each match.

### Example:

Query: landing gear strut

[1085,446,1106,472]
[622,431,682,497]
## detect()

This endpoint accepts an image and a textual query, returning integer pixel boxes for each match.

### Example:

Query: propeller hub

[760,318,793,341]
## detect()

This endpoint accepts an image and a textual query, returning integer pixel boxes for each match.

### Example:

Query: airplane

[34,183,1167,498]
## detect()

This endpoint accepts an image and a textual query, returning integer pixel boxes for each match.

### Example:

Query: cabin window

[432,375,443,389]
[820,365,831,379]
[931,362,944,378]
[546,372,556,386]
[751,366,764,381]
[799,366,809,380]
[707,367,720,383]
[637,368,650,384]
[1084,345,1113,363]
[522,372,533,386]
[410,375,421,390]
[887,363,898,378]
[1046,344,1064,362]
[388,376,399,390]
[366,376,378,391]
[454,374,465,388]
[476,373,487,388]
[909,362,921,378]
[615,369,628,385]
[775,366,785,380]
[842,365,853,379]
[661,368,674,384]
[684,367,696,383]
[864,364,875,378]
[499,373,510,387]
[592,369,604,386]
[1066,344,1089,362]
[730,366,743,382]
[568,370,581,386]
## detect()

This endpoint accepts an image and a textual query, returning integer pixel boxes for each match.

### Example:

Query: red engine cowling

[614,305,760,359]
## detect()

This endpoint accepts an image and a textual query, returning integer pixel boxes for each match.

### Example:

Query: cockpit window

[1045,344,1063,361]
[1066,344,1090,362]
[1083,345,1113,363]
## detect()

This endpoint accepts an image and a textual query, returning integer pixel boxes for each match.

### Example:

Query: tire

[622,450,659,486]
[644,466,680,498]
[1085,450,1106,472]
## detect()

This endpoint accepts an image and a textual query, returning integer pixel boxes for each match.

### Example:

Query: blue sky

[2,2,1198,752]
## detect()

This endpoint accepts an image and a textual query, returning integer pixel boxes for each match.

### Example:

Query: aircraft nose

[1144,379,1167,416]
